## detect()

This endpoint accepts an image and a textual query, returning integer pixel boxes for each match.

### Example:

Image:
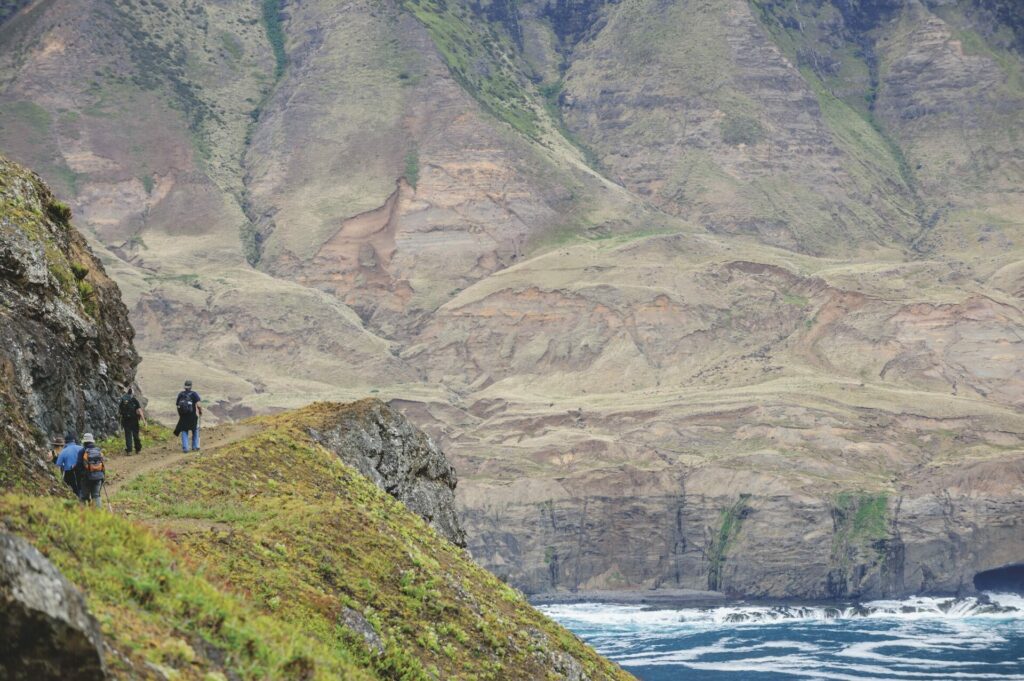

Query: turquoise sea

[542,594,1024,680]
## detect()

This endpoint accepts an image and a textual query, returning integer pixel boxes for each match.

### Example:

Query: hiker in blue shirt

[173,379,203,453]
[53,431,84,498]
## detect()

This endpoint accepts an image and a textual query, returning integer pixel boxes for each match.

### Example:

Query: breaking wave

[541,594,1024,680]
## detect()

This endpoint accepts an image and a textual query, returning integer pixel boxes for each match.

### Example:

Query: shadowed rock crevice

[974,563,1024,594]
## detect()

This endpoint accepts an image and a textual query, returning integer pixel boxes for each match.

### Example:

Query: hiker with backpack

[118,385,145,455]
[53,431,84,498]
[77,433,105,508]
[174,379,202,453]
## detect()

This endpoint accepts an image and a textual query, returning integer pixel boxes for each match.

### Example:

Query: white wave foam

[541,593,1024,631]
[542,595,1024,680]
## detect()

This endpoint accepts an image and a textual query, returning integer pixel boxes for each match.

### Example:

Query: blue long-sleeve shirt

[55,443,83,472]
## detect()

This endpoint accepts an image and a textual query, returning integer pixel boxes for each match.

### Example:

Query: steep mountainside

[0,154,138,492]
[0,0,1022,599]
[1,402,633,680]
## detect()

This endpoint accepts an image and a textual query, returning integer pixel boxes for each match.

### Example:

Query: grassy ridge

[3,404,632,680]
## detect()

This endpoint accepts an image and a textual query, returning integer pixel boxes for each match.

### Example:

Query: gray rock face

[339,606,384,655]
[308,399,467,547]
[464,455,1024,600]
[0,156,139,490]
[0,532,106,680]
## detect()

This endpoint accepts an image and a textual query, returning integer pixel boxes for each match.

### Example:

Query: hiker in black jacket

[173,379,203,453]
[118,386,144,455]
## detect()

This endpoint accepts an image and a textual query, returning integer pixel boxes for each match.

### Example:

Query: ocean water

[541,594,1024,680]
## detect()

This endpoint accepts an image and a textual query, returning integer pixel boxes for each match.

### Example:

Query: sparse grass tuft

[46,200,72,225]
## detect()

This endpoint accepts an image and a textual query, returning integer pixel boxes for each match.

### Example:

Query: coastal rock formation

[307,399,467,547]
[0,532,106,680]
[0,155,138,491]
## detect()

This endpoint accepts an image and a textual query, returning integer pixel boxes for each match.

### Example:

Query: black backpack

[83,446,105,481]
[119,394,136,420]
[176,391,194,416]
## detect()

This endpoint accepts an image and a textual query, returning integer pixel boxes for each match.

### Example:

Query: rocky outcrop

[0,532,106,680]
[308,399,467,547]
[0,155,139,491]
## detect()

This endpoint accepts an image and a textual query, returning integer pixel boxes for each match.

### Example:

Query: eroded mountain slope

[0,0,1022,599]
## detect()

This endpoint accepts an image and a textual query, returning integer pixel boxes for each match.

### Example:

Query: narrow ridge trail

[105,422,262,496]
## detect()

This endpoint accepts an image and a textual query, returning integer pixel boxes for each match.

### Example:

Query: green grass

[1,100,52,135]
[0,495,374,680]
[834,492,889,543]
[403,0,540,138]
[261,0,287,78]
[219,31,244,61]
[782,292,808,307]
[98,421,174,454]
[3,404,633,680]
[720,114,765,146]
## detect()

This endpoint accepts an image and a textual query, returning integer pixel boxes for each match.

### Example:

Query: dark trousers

[80,478,103,508]
[123,419,141,453]
[62,470,80,497]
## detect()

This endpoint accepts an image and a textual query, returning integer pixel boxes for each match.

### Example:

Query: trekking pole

[103,483,114,513]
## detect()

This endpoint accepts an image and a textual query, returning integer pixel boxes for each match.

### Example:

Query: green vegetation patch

[403,0,540,137]
[720,114,765,146]
[0,495,373,680]
[261,0,287,78]
[98,421,175,454]
[833,492,889,544]
[13,403,631,680]
[707,495,750,591]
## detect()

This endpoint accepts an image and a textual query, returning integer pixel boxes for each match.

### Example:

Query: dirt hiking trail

[105,422,262,496]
